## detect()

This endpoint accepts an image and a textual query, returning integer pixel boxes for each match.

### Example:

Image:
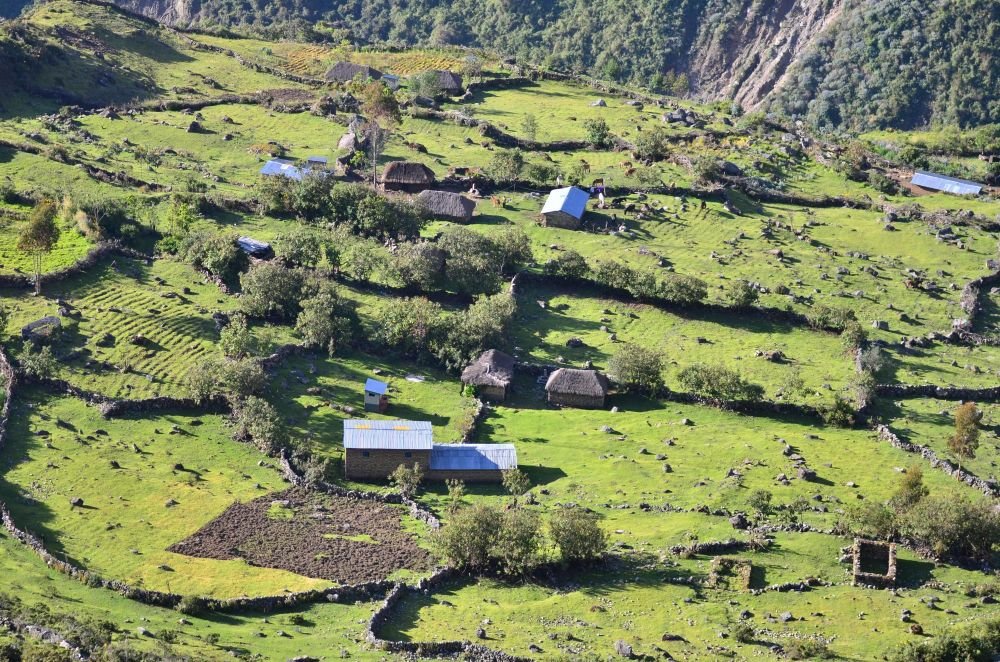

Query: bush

[437,227,504,295]
[435,503,504,571]
[220,358,267,398]
[180,230,248,282]
[501,467,531,497]
[389,462,424,498]
[582,117,611,148]
[231,395,286,454]
[677,364,764,402]
[820,396,857,427]
[18,345,57,380]
[633,126,670,161]
[371,297,446,357]
[731,621,755,644]
[392,241,445,290]
[433,293,516,370]
[608,343,664,394]
[784,639,832,660]
[494,507,543,576]
[807,305,857,330]
[186,360,221,401]
[176,595,208,616]
[658,273,708,305]
[295,281,354,355]
[901,493,1000,562]
[726,280,759,308]
[275,227,327,267]
[219,314,254,358]
[549,507,607,564]
[950,402,981,463]
[543,250,589,279]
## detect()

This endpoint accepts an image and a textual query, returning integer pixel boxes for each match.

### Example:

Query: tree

[0,305,9,337]
[461,55,483,83]
[486,149,525,188]
[219,314,254,358]
[950,402,981,467]
[582,117,611,148]
[276,227,326,267]
[633,126,670,161]
[389,462,424,498]
[358,80,401,186]
[726,280,759,308]
[18,200,60,295]
[295,282,354,355]
[549,507,607,564]
[219,358,267,398]
[372,297,445,357]
[392,242,445,291]
[408,70,443,99]
[239,263,305,320]
[180,230,248,282]
[670,72,689,97]
[494,226,533,276]
[17,345,57,379]
[438,227,504,295]
[501,467,531,499]
[186,360,221,401]
[608,343,664,394]
[746,489,773,518]
[520,113,538,144]
[901,493,1000,562]
[435,503,503,571]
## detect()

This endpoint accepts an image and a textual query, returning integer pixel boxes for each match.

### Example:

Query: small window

[362,451,370,457]
[404,452,412,458]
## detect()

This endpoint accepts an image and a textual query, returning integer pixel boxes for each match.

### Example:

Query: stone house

[343,419,516,482]
[541,186,590,229]
[461,349,515,401]
[545,368,610,409]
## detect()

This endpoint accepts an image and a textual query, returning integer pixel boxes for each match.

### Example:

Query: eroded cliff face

[114,0,198,24]
[687,0,845,109]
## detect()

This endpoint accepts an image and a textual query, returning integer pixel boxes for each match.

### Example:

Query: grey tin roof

[430,443,518,471]
[343,419,433,450]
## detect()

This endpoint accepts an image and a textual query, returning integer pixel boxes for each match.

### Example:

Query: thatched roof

[545,368,609,397]
[324,61,383,83]
[431,70,464,93]
[418,190,476,222]
[382,161,435,185]
[462,349,515,388]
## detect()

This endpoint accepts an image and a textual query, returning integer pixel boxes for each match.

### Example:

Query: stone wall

[0,241,149,290]
[874,383,1000,402]
[874,424,998,497]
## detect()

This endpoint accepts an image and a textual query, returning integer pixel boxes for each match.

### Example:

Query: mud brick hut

[418,189,476,222]
[364,377,389,413]
[545,368,610,409]
[324,61,383,83]
[541,186,590,229]
[343,420,516,482]
[461,349,515,401]
[381,161,436,192]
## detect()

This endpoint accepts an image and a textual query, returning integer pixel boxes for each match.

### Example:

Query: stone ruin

[852,538,896,588]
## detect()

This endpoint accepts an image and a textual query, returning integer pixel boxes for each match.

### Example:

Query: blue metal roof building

[541,186,590,229]
[430,444,518,471]
[343,420,432,450]
[259,158,303,181]
[911,171,982,195]
[364,378,388,395]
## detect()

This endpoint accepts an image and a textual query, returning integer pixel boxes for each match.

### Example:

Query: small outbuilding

[461,349,515,401]
[910,170,982,196]
[364,377,389,413]
[541,186,590,229]
[381,73,400,90]
[545,368,610,409]
[237,237,273,259]
[382,161,436,192]
[418,189,476,223]
[324,61,383,84]
[428,70,463,95]
[259,158,303,181]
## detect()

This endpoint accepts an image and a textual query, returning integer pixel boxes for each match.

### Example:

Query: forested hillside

[1,0,999,126]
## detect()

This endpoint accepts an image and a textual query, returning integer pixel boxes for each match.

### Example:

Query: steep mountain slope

[3,0,998,130]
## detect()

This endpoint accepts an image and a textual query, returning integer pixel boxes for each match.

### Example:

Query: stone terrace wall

[874,424,998,497]
[0,241,150,290]
[875,384,1000,402]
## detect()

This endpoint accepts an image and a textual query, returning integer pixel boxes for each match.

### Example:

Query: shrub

[731,621,755,644]
[501,467,531,497]
[219,314,254,358]
[435,503,504,571]
[371,297,446,357]
[807,305,857,330]
[231,395,286,454]
[784,639,832,660]
[950,402,981,464]
[901,493,1000,562]
[18,345,57,380]
[543,250,589,279]
[726,280,759,308]
[891,618,1000,662]
[389,462,424,498]
[176,595,208,616]
[295,282,354,355]
[549,507,607,564]
[820,396,857,427]
[180,230,248,282]
[746,489,773,517]
[633,126,670,161]
[486,149,525,186]
[433,293,516,370]
[494,507,543,576]
[658,273,708,305]
[275,227,326,267]
[608,343,664,394]
[219,358,267,398]
[677,364,764,402]
[186,360,221,401]
[582,117,611,148]
[392,241,445,290]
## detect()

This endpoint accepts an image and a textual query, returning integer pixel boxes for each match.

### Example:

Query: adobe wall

[345,448,431,480]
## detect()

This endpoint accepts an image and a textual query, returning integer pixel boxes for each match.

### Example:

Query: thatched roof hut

[462,349,515,401]
[324,61,383,83]
[382,161,435,191]
[430,70,464,94]
[418,190,476,222]
[545,368,609,409]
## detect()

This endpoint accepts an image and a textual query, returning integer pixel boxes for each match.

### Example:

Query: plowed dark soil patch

[168,488,432,584]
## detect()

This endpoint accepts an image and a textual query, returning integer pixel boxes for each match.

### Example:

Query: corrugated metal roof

[541,186,589,219]
[259,159,303,180]
[430,444,518,471]
[237,236,271,256]
[306,156,328,164]
[911,171,982,195]
[364,378,388,395]
[343,419,433,449]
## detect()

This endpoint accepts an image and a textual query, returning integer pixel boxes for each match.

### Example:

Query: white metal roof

[541,186,590,219]
[430,443,518,471]
[343,419,433,450]
[911,171,982,195]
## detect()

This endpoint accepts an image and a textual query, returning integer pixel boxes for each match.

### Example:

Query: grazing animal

[625,168,636,177]
[619,161,633,169]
